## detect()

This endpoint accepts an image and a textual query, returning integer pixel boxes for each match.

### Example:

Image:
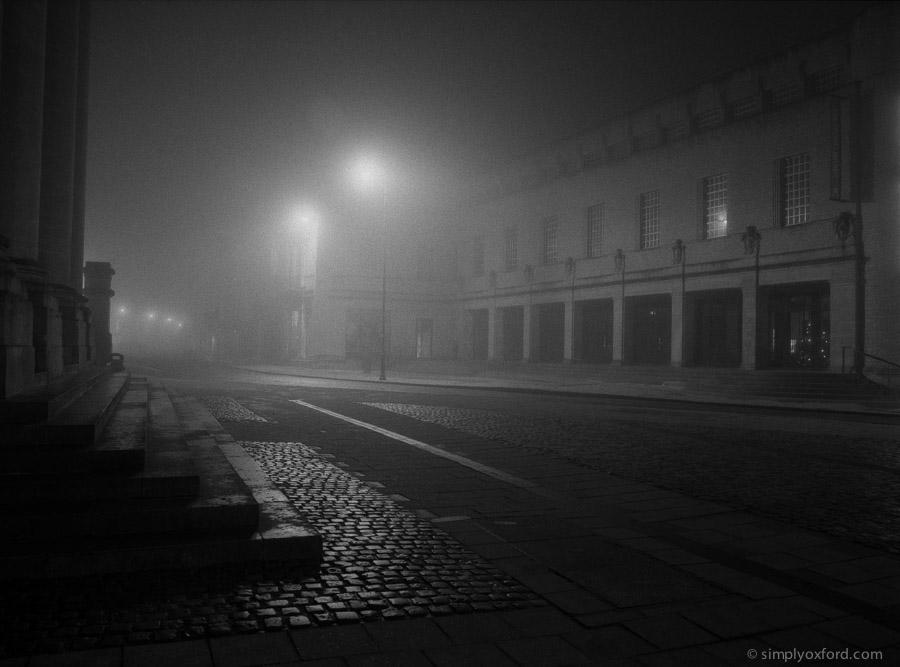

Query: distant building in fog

[244,3,900,380]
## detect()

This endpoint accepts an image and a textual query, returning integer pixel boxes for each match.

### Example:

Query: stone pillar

[612,295,624,364]
[671,283,685,367]
[522,302,533,362]
[488,307,499,361]
[69,1,91,291]
[0,0,47,262]
[740,277,758,370]
[83,262,115,366]
[0,238,36,398]
[37,0,81,287]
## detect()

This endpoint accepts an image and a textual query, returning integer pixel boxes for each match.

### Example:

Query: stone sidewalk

[2,368,899,666]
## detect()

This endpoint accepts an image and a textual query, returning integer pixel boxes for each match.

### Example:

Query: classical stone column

[83,262,115,366]
[37,0,81,287]
[0,1,48,263]
[0,237,36,398]
[70,1,91,291]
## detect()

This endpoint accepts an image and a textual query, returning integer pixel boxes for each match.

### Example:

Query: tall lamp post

[353,158,388,380]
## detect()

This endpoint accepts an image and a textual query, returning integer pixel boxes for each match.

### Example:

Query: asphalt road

[153,359,900,556]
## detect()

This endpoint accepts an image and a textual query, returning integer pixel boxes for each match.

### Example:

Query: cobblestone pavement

[198,395,270,422]
[365,402,900,555]
[0,439,540,659]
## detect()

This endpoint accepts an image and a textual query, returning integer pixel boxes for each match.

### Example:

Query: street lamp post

[353,157,388,380]
[378,185,387,381]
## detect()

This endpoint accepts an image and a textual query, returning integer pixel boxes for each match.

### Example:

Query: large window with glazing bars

[504,226,518,271]
[473,235,484,276]
[640,191,660,249]
[781,153,810,226]
[703,174,728,239]
[542,215,558,264]
[586,203,603,258]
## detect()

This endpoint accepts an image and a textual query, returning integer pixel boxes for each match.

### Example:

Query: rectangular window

[473,235,484,276]
[811,64,843,93]
[782,153,810,226]
[664,121,689,142]
[640,191,660,249]
[731,95,760,120]
[542,215,558,264]
[695,108,722,131]
[504,226,518,271]
[769,81,801,108]
[586,203,603,258]
[703,174,728,239]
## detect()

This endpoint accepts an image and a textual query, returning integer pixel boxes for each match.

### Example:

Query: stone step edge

[4,372,131,447]
[0,365,116,424]
[171,392,323,563]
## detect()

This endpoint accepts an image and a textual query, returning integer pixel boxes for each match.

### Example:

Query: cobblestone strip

[198,395,269,422]
[365,403,900,555]
[0,442,541,659]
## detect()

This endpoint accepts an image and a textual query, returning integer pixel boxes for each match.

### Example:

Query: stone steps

[3,371,130,446]
[0,368,322,579]
[0,365,118,425]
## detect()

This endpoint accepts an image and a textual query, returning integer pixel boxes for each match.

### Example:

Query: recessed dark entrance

[624,294,671,365]
[500,305,524,361]
[469,309,489,360]
[762,283,830,369]
[575,299,613,363]
[535,302,565,362]
[685,290,742,367]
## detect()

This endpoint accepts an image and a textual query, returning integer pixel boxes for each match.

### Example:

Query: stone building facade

[448,4,899,374]
[0,1,111,398]
[259,4,898,378]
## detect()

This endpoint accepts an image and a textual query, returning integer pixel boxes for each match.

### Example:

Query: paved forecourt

[2,385,899,666]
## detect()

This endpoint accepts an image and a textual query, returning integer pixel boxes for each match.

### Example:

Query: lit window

[640,191,660,249]
[782,153,810,226]
[704,174,728,239]
[473,235,484,276]
[586,203,603,258]
[542,215,558,264]
[504,226,518,271]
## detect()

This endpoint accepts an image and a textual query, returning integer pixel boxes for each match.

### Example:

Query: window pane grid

[783,154,810,226]
[504,226,518,271]
[732,95,760,120]
[586,204,603,258]
[640,191,660,249]
[770,81,801,107]
[542,216,558,264]
[695,108,722,131]
[704,174,728,238]
[812,65,843,93]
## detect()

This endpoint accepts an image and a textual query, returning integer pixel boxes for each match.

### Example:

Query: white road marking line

[290,399,539,489]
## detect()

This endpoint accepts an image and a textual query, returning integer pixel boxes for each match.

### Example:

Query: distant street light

[352,157,388,381]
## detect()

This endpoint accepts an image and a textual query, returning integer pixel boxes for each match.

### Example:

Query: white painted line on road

[290,399,539,489]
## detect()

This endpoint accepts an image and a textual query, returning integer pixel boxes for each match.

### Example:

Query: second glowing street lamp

[354,158,388,381]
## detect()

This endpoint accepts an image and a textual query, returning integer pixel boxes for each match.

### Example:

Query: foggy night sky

[83,0,869,324]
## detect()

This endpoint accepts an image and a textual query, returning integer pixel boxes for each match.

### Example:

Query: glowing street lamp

[352,156,388,381]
